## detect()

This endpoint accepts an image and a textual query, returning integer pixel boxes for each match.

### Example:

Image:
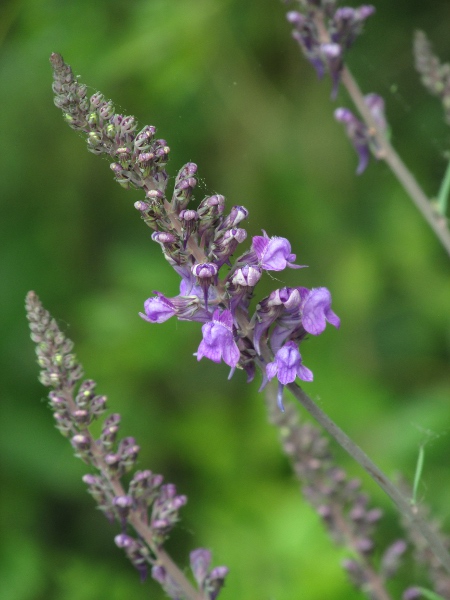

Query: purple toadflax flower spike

[286,2,375,96]
[51,53,340,411]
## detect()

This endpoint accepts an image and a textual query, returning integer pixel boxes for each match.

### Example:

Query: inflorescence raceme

[50,52,340,411]
[284,0,387,175]
[25,291,228,598]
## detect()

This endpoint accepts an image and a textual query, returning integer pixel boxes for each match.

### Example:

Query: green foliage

[1,0,450,598]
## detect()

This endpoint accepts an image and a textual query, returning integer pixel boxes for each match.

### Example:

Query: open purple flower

[300,287,340,335]
[266,341,313,411]
[266,341,313,385]
[252,232,304,271]
[196,309,240,368]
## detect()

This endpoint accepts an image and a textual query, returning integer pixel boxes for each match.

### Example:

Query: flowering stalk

[25,291,227,600]
[50,50,450,578]
[284,0,450,258]
[266,387,406,600]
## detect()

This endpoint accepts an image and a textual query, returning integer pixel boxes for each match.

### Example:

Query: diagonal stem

[340,67,450,258]
[286,381,450,576]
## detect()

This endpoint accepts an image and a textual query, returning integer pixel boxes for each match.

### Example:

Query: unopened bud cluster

[51,54,340,412]
[26,291,227,596]
[268,394,407,595]
[414,30,450,125]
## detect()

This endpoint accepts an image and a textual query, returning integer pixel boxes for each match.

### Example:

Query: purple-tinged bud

[381,539,407,579]
[134,125,156,150]
[179,209,198,222]
[134,200,150,212]
[138,151,155,165]
[192,262,218,308]
[89,92,104,108]
[219,205,249,230]
[71,433,91,452]
[320,43,342,97]
[101,413,121,449]
[115,534,149,581]
[115,533,134,549]
[48,392,66,410]
[190,549,211,587]
[146,189,165,201]
[151,565,167,585]
[115,146,131,165]
[98,101,115,120]
[286,10,303,26]
[110,162,123,176]
[113,495,134,522]
[140,293,176,324]
[365,507,383,523]
[91,394,107,416]
[53,411,72,436]
[82,474,100,486]
[118,437,140,471]
[72,409,91,425]
[151,231,178,245]
[104,452,121,472]
[176,176,197,192]
[206,566,229,600]
[232,264,262,287]
[120,115,136,133]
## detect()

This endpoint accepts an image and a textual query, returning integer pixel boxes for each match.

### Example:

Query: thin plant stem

[340,66,450,258]
[285,380,450,576]
[436,157,450,217]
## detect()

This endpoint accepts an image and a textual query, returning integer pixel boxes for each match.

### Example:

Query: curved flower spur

[50,53,340,411]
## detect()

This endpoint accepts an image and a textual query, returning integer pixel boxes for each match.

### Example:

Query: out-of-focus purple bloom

[301,287,340,335]
[196,309,240,368]
[335,93,387,174]
[364,93,387,132]
[334,107,370,174]
[252,232,304,271]
[139,292,176,323]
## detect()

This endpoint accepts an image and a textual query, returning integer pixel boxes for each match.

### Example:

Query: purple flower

[266,341,313,411]
[196,309,240,368]
[300,287,340,335]
[252,232,304,271]
[334,107,370,174]
[266,341,313,385]
[334,94,386,174]
[140,292,176,323]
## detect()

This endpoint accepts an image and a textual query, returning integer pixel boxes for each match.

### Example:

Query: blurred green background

[1,0,450,598]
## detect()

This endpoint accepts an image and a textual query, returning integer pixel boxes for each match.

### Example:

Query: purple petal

[196,309,240,368]
[301,287,340,335]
